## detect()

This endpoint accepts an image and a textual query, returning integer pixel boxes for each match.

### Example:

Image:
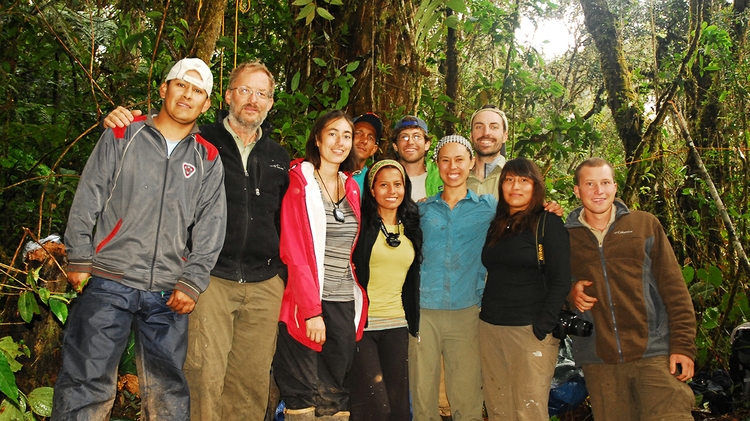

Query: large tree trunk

[286,0,423,152]
[185,0,227,61]
[579,0,645,203]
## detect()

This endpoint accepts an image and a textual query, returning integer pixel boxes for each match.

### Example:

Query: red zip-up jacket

[278,159,368,351]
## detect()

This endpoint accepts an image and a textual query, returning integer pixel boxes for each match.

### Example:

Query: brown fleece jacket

[565,201,696,365]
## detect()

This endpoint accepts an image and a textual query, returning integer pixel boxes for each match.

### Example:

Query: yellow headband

[368,159,406,191]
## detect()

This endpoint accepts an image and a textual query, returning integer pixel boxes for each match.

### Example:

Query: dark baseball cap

[353,112,383,143]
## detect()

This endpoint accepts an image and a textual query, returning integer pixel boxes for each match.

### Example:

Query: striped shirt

[321,196,357,302]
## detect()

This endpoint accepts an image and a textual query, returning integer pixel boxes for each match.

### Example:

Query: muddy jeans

[52,277,189,421]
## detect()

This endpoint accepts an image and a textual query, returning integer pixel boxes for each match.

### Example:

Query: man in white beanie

[53,58,225,421]
[467,105,509,197]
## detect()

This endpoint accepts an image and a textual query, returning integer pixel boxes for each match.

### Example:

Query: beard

[229,101,269,131]
[474,136,503,157]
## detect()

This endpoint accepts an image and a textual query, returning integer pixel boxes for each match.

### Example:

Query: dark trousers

[347,327,410,421]
[52,277,189,421]
[273,300,356,416]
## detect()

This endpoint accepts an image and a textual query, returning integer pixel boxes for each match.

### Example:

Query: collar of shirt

[578,206,616,245]
[223,116,262,147]
[484,154,506,177]
[223,117,262,170]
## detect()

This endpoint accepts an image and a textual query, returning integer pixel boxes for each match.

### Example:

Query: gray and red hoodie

[65,114,227,302]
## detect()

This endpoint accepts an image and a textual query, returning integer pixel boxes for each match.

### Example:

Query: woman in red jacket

[274,110,368,421]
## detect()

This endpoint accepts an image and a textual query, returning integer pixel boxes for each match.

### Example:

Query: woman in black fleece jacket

[479,158,571,421]
[349,160,422,421]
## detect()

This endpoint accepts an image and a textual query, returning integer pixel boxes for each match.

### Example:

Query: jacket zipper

[591,222,625,363]
[149,136,179,290]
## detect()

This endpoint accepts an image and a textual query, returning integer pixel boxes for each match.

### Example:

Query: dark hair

[486,158,546,246]
[574,157,614,185]
[305,110,356,172]
[361,162,423,264]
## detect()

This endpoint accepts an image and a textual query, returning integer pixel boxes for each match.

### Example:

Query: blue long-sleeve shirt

[418,190,497,310]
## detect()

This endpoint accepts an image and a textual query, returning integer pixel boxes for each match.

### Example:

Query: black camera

[552,309,593,340]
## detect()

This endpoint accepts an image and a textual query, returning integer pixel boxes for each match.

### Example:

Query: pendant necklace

[316,169,345,223]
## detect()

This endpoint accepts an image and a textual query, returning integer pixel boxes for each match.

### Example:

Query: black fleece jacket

[200,111,289,283]
[353,215,421,337]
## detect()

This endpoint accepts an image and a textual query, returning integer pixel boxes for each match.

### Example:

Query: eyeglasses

[228,86,270,100]
[399,133,424,143]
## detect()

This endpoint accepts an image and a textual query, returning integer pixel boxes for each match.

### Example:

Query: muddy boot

[316,411,350,421]
[285,407,316,421]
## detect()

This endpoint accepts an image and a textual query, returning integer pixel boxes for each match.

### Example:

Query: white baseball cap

[165,58,213,96]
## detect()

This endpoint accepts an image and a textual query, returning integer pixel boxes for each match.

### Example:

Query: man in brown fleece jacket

[566,158,696,421]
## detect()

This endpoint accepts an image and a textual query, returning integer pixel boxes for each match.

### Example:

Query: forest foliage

[1,0,750,416]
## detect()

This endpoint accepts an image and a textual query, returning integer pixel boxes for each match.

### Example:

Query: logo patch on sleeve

[183,163,196,178]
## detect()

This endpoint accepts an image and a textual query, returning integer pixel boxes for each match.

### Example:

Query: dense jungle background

[2,0,750,418]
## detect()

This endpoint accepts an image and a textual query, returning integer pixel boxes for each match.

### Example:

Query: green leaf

[345,61,360,73]
[37,288,50,305]
[0,338,23,366]
[146,11,163,19]
[313,58,327,67]
[0,399,24,421]
[548,81,566,98]
[682,266,695,284]
[316,7,335,20]
[327,0,343,4]
[27,387,53,417]
[0,354,18,405]
[49,299,68,324]
[26,269,38,291]
[295,3,315,21]
[701,306,719,329]
[336,88,350,109]
[291,0,312,5]
[689,282,714,302]
[707,266,722,287]
[446,0,467,13]
[18,292,40,324]
[291,72,301,91]
[124,33,147,52]
[445,15,460,29]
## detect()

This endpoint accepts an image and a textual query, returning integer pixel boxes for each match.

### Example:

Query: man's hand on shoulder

[103,107,143,129]
[167,289,196,314]
[66,271,90,293]
[670,353,694,382]
[570,280,598,312]
[543,200,564,217]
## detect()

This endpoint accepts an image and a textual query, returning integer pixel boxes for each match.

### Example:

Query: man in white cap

[103,60,288,421]
[53,58,226,421]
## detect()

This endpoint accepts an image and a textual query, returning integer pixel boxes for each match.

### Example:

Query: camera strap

[535,212,548,274]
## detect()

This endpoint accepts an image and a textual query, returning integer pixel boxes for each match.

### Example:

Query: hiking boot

[285,406,316,421]
[316,411,350,421]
